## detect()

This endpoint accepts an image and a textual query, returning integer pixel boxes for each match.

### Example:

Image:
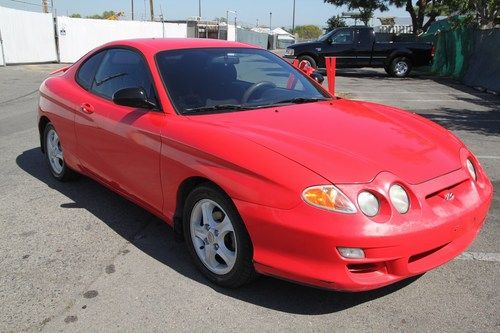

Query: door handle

[80,103,94,114]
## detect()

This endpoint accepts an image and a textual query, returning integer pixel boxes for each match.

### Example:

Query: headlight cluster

[303,157,479,216]
[285,48,294,56]
[303,183,411,217]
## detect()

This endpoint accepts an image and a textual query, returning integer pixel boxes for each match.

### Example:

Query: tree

[69,13,82,18]
[326,15,347,31]
[86,10,118,20]
[389,0,449,34]
[293,25,323,39]
[324,0,389,26]
[443,0,499,28]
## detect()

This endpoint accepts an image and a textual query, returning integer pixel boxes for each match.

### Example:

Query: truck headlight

[285,48,294,56]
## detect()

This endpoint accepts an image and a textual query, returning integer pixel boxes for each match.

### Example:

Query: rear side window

[91,48,156,102]
[76,51,106,90]
[357,29,372,45]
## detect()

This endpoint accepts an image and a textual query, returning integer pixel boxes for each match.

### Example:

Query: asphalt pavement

[0,64,499,332]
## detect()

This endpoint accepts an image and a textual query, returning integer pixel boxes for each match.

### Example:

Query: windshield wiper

[95,72,127,86]
[272,97,330,105]
[183,104,253,115]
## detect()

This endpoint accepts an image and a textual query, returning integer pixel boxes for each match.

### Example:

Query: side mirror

[113,87,156,109]
[310,71,324,84]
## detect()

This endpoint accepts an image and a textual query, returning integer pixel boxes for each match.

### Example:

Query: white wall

[227,24,236,41]
[0,30,5,66]
[0,6,58,64]
[57,17,187,63]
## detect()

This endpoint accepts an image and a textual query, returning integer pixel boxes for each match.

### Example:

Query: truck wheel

[389,57,412,78]
[298,55,317,69]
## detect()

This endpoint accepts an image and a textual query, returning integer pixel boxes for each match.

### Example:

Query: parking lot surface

[0,64,498,332]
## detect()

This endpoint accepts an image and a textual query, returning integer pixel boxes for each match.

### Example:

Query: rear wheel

[183,184,256,288]
[298,55,317,69]
[43,123,76,181]
[389,57,412,78]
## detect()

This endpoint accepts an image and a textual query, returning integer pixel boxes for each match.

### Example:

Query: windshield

[155,48,329,115]
[318,30,335,42]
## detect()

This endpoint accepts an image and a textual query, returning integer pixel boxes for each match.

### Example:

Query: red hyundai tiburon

[38,39,493,291]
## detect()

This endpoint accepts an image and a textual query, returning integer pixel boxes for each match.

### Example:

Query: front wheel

[183,184,256,288]
[389,57,412,78]
[298,55,317,69]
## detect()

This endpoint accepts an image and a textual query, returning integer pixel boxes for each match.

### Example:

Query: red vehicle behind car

[38,38,493,291]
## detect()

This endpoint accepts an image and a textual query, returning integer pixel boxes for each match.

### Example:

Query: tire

[183,184,256,288]
[384,65,391,75]
[298,55,317,69]
[43,123,77,181]
[389,57,412,78]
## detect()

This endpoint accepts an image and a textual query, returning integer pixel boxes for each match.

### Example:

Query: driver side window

[91,48,157,104]
[330,30,353,44]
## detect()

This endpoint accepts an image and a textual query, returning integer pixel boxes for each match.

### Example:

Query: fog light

[338,247,365,259]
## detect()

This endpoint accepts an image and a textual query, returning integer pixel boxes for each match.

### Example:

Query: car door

[73,47,164,213]
[321,28,356,67]
[353,28,374,67]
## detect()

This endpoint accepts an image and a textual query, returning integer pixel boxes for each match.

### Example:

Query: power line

[3,0,47,7]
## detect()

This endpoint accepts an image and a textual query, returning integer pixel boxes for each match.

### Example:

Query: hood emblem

[444,192,455,201]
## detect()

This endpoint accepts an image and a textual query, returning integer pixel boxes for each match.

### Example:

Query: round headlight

[389,184,409,214]
[357,191,379,217]
[466,159,477,181]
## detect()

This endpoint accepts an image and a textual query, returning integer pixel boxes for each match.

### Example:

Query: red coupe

[38,39,493,291]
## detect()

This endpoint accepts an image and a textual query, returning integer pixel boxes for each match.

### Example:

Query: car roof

[101,38,261,54]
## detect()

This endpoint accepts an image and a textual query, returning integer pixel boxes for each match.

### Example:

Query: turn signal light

[302,185,356,213]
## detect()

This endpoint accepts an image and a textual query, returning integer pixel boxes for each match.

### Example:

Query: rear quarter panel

[39,73,81,171]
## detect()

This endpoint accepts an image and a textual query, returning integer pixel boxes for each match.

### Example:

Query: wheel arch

[385,50,414,68]
[38,115,51,153]
[173,176,230,241]
[297,52,320,67]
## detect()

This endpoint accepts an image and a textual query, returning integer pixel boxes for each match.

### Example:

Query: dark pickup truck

[284,26,434,77]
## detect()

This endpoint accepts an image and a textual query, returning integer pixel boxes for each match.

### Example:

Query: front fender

[160,116,328,216]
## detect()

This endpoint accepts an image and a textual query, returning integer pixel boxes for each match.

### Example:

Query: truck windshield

[155,48,330,115]
[318,30,335,42]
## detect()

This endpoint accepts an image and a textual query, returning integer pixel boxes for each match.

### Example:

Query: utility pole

[269,12,272,31]
[292,0,296,32]
[149,0,154,21]
[131,0,134,20]
[198,0,201,18]
[41,0,49,13]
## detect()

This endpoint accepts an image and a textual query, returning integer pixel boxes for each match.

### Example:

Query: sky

[0,0,409,28]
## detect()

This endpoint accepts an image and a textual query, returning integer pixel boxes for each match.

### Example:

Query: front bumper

[235,166,493,292]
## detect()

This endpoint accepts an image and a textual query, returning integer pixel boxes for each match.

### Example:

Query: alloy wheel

[189,199,237,275]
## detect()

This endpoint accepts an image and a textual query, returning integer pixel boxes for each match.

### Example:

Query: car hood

[288,41,321,49]
[187,99,463,185]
